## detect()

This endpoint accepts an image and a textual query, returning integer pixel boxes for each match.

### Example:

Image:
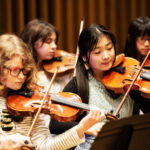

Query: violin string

[50,94,90,110]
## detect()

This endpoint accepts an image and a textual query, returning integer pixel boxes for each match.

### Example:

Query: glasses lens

[10,69,20,76]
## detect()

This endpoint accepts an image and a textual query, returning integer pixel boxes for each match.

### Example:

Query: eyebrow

[94,41,113,49]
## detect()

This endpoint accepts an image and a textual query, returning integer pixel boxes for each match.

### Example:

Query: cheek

[136,41,142,52]
[111,50,115,61]
[89,56,100,67]
[36,47,46,56]
[5,77,15,89]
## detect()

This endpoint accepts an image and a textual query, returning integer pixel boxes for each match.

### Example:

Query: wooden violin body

[7,91,90,122]
[43,50,76,74]
[102,57,150,98]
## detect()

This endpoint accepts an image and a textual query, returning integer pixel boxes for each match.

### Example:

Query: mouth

[143,49,150,52]
[16,82,24,85]
[48,52,55,56]
[101,62,110,65]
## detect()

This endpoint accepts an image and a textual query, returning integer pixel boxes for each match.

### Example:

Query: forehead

[47,32,56,39]
[96,36,112,47]
[5,56,23,68]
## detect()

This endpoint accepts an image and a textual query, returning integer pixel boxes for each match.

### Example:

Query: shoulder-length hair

[20,19,59,62]
[0,34,37,90]
[125,16,150,58]
[76,24,116,103]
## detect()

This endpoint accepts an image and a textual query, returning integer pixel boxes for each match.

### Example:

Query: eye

[93,47,102,54]
[107,46,113,50]
[94,51,101,54]
[45,38,56,44]
[45,39,52,44]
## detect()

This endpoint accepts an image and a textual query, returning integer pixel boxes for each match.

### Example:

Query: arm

[63,77,78,94]
[130,91,150,113]
[31,107,104,150]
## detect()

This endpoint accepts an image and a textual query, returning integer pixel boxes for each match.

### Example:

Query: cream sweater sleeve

[31,114,85,150]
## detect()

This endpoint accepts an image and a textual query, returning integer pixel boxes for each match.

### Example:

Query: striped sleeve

[31,114,85,150]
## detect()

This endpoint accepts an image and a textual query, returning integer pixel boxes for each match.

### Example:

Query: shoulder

[63,77,78,94]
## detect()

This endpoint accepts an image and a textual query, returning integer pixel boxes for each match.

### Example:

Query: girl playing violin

[50,24,135,150]
[20,19,74,93]
[0,33,105,150]
[124,16,150,113]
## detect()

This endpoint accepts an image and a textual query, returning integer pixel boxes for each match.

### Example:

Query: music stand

[91,113,150,150]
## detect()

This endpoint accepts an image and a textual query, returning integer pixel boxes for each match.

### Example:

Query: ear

[82,56,87,62]
[34,40,42,50]
[34,42,39,50]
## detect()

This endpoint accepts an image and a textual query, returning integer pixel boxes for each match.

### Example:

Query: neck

[137,52,145,63]
[90,70,104,82]
[37,59,43,71]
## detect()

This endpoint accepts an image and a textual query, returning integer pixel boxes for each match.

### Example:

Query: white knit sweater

[88,74,134,120]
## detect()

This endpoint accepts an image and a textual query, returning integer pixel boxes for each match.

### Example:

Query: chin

[102,65,112,71]
[9,86,22,91]
[45,56,54,60]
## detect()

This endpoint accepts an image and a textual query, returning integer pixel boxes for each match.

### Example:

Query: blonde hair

[0,33,37,90]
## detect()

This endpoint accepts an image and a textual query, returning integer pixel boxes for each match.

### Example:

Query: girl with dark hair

[125,16,150,61]
[50,24,135,150]
[124,16,150,114]
[20,19,74,93]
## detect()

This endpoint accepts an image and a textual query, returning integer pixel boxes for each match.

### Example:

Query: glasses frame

[4,66,29,77]
[137,37,150,44]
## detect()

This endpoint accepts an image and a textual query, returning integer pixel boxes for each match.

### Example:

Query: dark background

[0,0,150,54]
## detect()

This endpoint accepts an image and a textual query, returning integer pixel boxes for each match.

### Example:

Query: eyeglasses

[137,37,150,44]
[4,66,29,77]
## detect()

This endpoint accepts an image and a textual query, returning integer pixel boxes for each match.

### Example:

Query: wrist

[75,123,86,138]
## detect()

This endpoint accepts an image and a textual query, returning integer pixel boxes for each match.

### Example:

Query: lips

[101,62,110,65]
[48,52,55,56]
[15,82,24,85]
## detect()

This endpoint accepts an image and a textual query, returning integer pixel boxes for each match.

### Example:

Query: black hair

[76,24,116,103]
[125,16,150,59]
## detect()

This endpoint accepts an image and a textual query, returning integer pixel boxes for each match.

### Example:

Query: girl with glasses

[0,33,105,150]
[124,16,150,114]
[125,16,150,62]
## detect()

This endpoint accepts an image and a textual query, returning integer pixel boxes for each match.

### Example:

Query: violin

[7,90,118,122]
[43,50,76,75]
[7,91,90,122]
[102,54,150,99]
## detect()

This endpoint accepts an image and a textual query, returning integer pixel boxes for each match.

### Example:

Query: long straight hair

[76,24,116,103]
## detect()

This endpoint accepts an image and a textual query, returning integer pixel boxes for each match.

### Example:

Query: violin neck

[50,94,90,110]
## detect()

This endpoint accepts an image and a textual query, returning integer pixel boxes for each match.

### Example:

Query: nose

[51,41,57,50]
[18,71,26,79]
[144,40,150,46]
[102,51,109,60]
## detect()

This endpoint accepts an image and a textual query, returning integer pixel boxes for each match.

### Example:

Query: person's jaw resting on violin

[20,19,74,93]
